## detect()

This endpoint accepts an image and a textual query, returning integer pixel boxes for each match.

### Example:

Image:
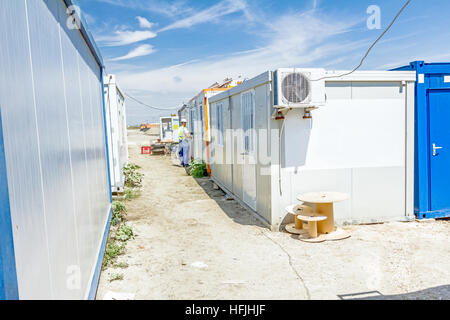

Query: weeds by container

[189,160,208,178]
[114,224,134,242]
[124,187,142,201]
[123,163,144,188]
[101,162,144,274]
[112,201,127,226]
[109,273,124,282]
[113,262,129,269]
[102,240,126,270]
[102,164,143,272]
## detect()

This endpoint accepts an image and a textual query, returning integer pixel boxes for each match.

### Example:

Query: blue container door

[429,89,450,211]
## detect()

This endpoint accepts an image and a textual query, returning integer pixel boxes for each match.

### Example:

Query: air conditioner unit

[273,68,326,109]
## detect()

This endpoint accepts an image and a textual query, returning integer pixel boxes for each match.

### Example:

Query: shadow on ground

[338,285,450,300]
[194,177,268,229]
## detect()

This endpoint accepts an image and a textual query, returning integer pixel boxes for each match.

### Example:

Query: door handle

[433,143,443,156]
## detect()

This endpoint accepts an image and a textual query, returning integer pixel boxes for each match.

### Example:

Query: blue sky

[76,0,450,125]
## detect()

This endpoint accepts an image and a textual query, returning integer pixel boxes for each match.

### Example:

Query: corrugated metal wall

[0,0,110,299]
[209,71,414,228]
[285,81,410,225]
[209,77,273,224]
[210,98,233,189]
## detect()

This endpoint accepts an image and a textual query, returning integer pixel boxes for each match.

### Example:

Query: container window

[189,109,195,133]
[216,103,224,146]
[242,91,255,153]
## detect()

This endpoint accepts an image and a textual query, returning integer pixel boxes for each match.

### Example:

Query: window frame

[241,90,256,153]
[215,103,224,147]
[189,108,195,134]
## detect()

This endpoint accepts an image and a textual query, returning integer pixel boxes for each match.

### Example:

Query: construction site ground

[97,129,450,300]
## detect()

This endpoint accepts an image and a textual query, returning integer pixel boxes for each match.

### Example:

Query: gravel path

[96,130,450,300]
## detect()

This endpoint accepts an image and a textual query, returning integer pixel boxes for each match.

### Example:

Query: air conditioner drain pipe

[279,110,289,196]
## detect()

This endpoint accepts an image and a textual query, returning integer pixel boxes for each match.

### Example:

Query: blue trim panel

[63,0,104,67]
[87,206,112,300]
[393,61,450,219]
[0,112,19,300]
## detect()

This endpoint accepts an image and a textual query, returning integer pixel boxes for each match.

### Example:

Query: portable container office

[393,61,450,219]
[208,68,416,230]
[104,74,129,194]
[183,80,243,172]
[0,0,112,299]
[185,88,232,172]
[160,116,179,143]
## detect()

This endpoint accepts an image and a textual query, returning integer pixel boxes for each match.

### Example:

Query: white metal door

[193,105,202,160]
[241,90,257,210]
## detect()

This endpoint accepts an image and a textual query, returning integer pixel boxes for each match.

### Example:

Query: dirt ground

[97,129,450,300]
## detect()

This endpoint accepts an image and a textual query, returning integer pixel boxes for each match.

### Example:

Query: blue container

[394,61,450,219]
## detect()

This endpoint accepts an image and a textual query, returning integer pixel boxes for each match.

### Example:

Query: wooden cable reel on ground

[284,204,313,235]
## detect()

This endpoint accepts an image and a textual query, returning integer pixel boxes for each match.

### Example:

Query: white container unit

[208,69,416,230]
[186,92,208,162]
[104,74,128,193]
[0,0,111,299]
[185,89,231,164]
[160,116,179,143]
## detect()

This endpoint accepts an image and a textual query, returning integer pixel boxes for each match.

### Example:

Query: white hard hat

[181,119,187,123]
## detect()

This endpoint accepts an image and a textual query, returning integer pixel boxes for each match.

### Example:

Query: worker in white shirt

[178,119,191,167]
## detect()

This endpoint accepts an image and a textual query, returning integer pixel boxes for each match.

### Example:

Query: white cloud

[115,10,361,102]
[376,52,450,71]
[111,44,156,61]
[92,1,450,125]
[159,0,248,32]
[83,12,96,26]
[137,16,154,29]
[98,30,157,46]
[95,0,194,18]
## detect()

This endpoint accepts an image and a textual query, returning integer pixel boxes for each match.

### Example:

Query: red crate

[141,146,151,154]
